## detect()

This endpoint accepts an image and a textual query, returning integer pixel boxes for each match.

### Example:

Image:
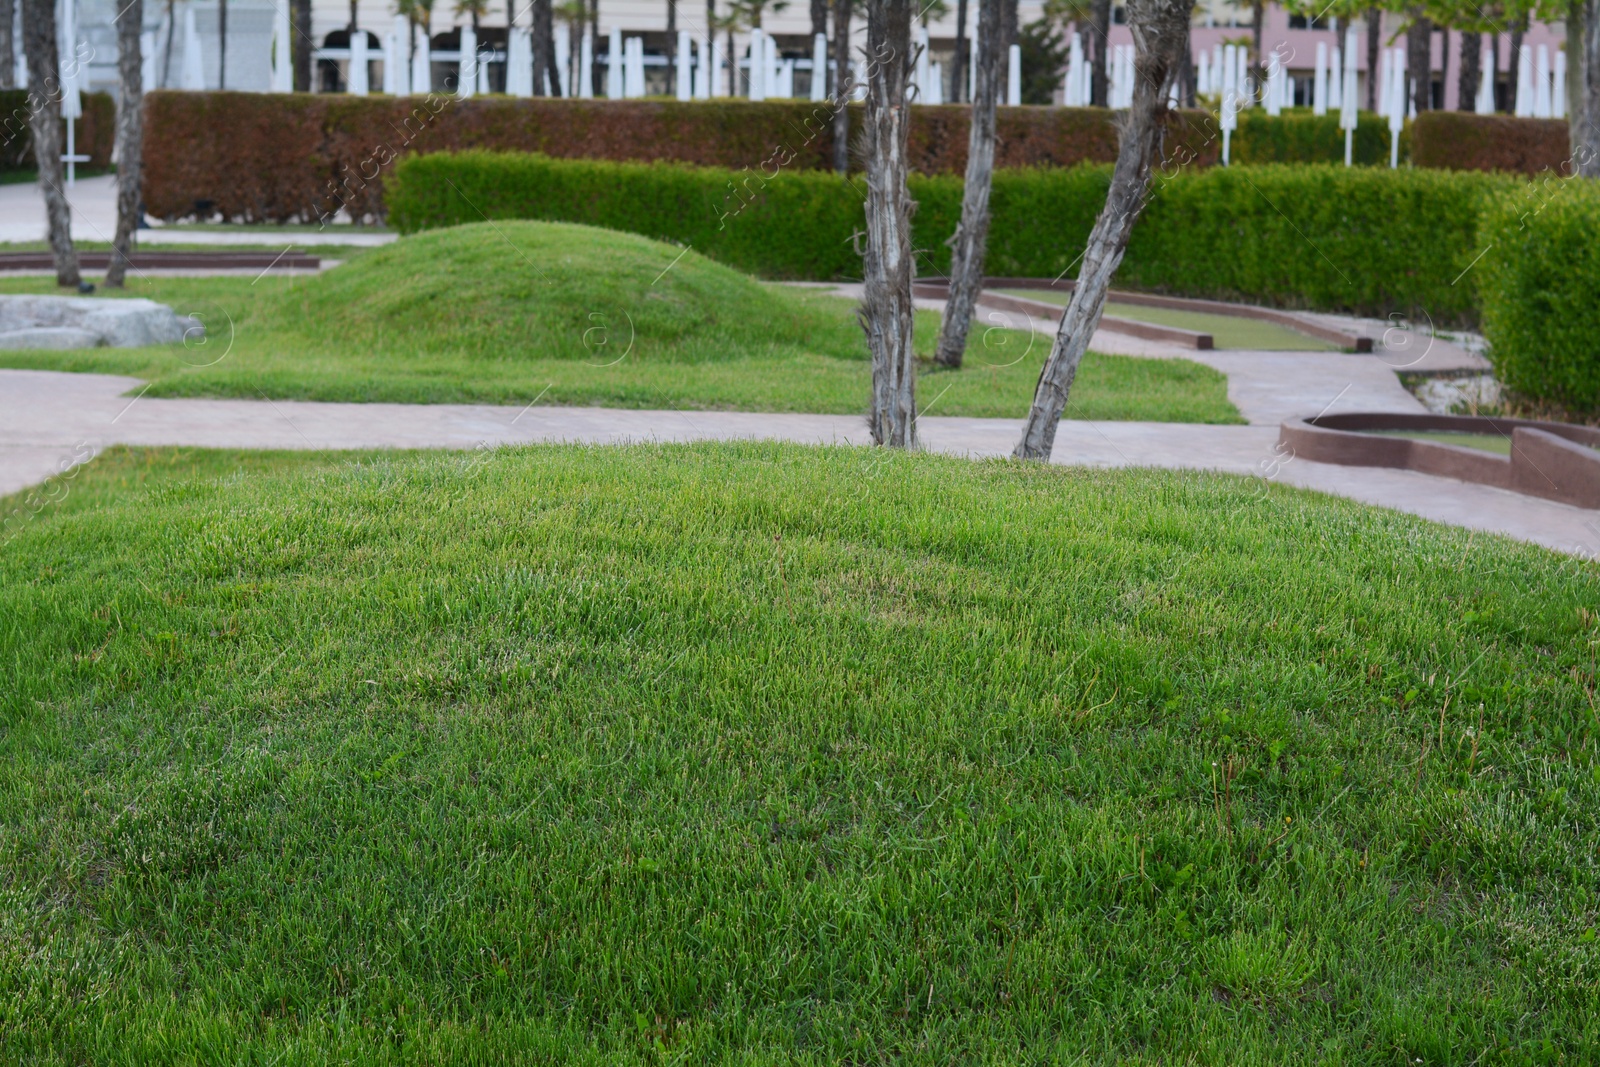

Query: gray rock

[0,327,105,350]
[0,295,203,349]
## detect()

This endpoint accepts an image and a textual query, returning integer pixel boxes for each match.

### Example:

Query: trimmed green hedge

[1232,109,1396,167]
[1478,181,1600,412]
[391,153,1512,323]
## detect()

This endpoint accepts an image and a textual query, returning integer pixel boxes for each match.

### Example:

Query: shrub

[1231,108,1395,167]
[390,152,1510,321]
[0,89,115,171]
[1478,179,1600,412]
[140,90,1227,222]
[1410,111,1572,175]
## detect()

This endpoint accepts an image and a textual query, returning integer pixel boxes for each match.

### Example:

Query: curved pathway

[2,365,1595,557]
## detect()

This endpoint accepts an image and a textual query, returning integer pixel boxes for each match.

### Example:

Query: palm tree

[555,0,586,90]
[397,0,435,61]
[728,0,787,29]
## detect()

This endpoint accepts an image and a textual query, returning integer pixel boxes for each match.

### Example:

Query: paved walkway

[0,175,395,247]
[3,368,1596,557]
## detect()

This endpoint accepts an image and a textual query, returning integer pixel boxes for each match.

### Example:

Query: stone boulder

[0,295,203,349]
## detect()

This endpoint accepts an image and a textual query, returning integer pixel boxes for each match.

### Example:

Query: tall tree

[1575,0,1597,175]
[667,0,677,94]
[1089,0,1109,104]
[0,0,13,89]
[860,0,916,447]
[219,0,227,88]
[292,0,311,89]
[588,0,600,94]
[811,0,827,40]
[1457,28,1480,109]
[707,0,717,93]
[1014,0,1192,460]
[107,0,143,289]
[952,0,967,101]
[831,0,852,169]
[1406,9,1432,112]
[21,0,80,288]
[537,0,562,94]
[935,0,1001,368]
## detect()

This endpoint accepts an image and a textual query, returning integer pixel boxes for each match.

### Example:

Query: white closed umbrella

[458,23,476,97]
[1340,28,1358,165]
[182,5,205,90]
[1196,47,1209,97]
[677,30,692,100]
[412,22,432,94]
[1553,51,1566,118]
[1265,49,1283,115]
[811,32,826,101]
[915,25,930,101]
[578,28,593,97]
[554,23,570,94]
[349,29,369,94]
[1474,40,1493,113]
[1221,43,1238,164]
[1313,41,1327,115]
[1007,43,1020,105]
[273,3,294,91]
[1387,47,1405,168]
[507,27,531,96]
[1329,44,1342,115]
[1533,44,1551,117]
[1514,42,1532,115]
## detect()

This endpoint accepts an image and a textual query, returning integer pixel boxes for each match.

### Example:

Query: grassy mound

[276,221,866,363]
[0,224,1241,422]
[3,444,1596,1062]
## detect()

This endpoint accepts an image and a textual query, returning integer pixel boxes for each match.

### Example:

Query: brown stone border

[1278,412,1600,509]
[911,282,1214,350]
[982,276,1374,352]
[0,251,323,271]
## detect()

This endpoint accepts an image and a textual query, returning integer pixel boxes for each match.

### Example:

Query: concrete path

[3,368,1596,557]
[0,175,395,247]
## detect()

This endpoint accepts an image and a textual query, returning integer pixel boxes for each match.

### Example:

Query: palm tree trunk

[292,0,312,90]
[1365,8,1380,110]
[531,0,550,93]
[1457,30,1479,110]
[218,0,227,88]
[1406,12,1431,113]
[161,0,176,87]
[861,0,916,448]
[538,0,560,95]
[935,0,1000,369]
[1250,0,1263,88]
[1089,0,1109,105]
[831,0,852,170]
[21,0,80,288]
[1577,0,1599,176]
[588,0,600,94]
[0,0,15,89]
[1014,0,1191,461]
[107,0,143,289]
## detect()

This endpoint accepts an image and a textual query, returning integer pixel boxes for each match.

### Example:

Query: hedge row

[0,89,116,171]
[143,91,1407,223]
[1479,179,1600,411]
[389,152,1509,323]
[1411,111,1572,175]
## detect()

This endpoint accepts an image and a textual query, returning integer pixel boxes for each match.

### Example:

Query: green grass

[0,222,1242,423]
[3,442,1598,1062]
[997,290,1337,351]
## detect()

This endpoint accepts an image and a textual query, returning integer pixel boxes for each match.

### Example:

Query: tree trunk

[1001,0,1017,49]
[541,1,561,95]
[218,0,227,88]
[1089,0,1109,106]
[1578,0,1599,176]
[532,0,551,93]
[107,0,143,289]
[861,0,916,448]
[589,0,601,94]
[951,0,966,103]
[292,0,312,90]
[0,0,14,89]
[831,0,852,171]
[1457,29,1479,110]
[935,0,1000,369]
[1013,0,1190,461]
[161,0,176,87]
[1507,17,1524,113]
[811,0,827,39]
[21,0,80,288]
[1365,8,1380,111]
[667,0,677,94]
[706,0,715,94]
[1250,0,1263,88]
[1406,12,1431,113]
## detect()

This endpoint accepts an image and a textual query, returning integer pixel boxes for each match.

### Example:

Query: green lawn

[3,443,1597,1062]
[997,290,1338,351]
[0,222,1242,423]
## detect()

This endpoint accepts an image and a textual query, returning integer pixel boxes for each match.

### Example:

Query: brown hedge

[0,89,115,171]
[142,91,1224,223]
[1410,111,1572,175]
